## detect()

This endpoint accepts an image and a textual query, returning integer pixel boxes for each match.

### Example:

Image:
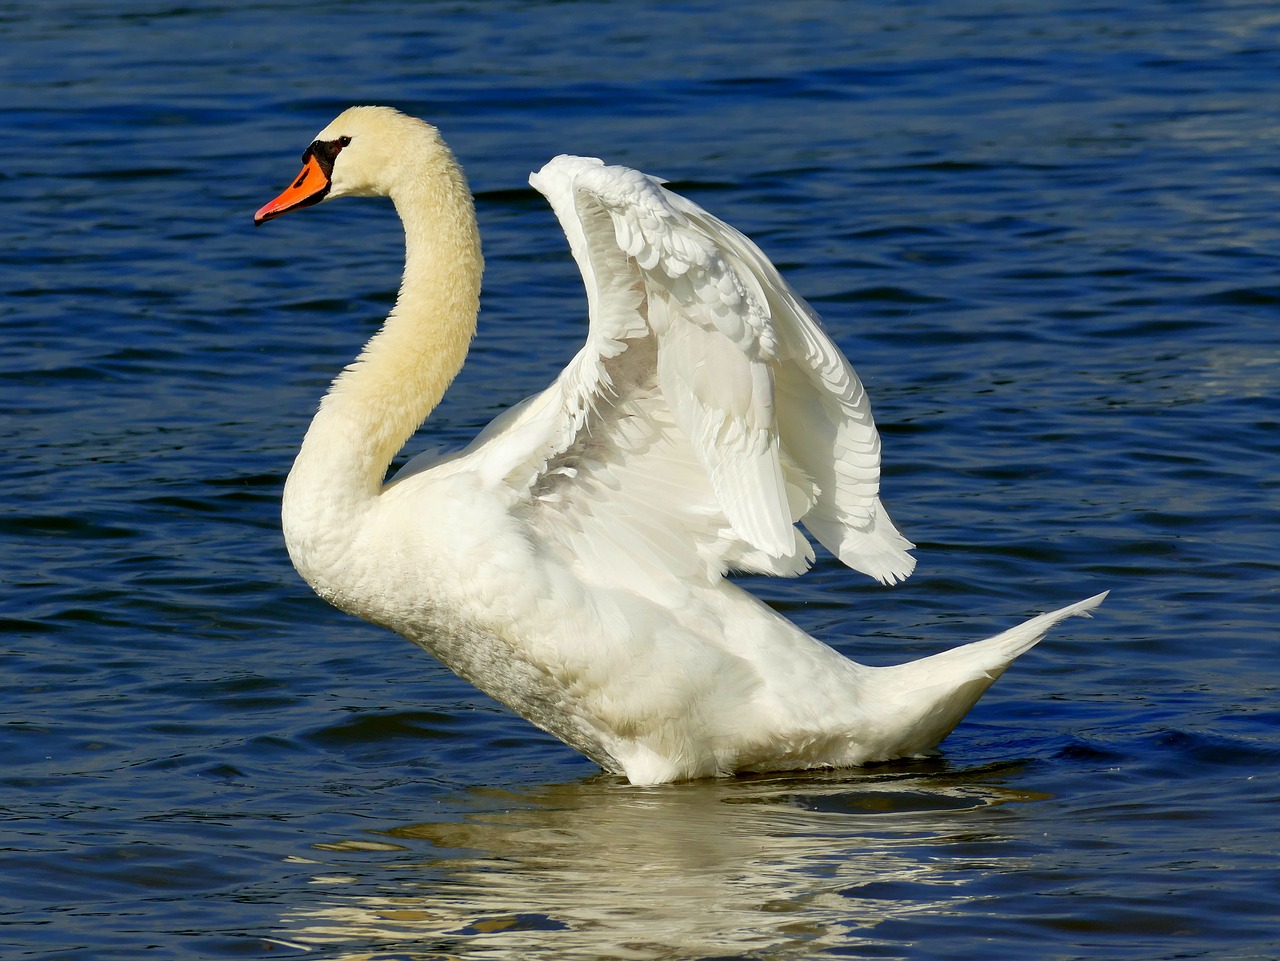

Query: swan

[253,106,1105,785]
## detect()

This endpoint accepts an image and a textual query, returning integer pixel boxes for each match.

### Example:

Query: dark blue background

[2,2,1277,958]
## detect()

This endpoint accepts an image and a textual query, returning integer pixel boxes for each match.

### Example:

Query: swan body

[255,106,1105,785]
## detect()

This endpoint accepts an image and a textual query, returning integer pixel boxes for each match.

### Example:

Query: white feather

[261,107,1106,785]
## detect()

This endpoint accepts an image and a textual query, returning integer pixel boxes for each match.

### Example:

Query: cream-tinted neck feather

[279,110,481,592]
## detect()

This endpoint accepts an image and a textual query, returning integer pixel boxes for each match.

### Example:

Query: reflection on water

[276,763,1046,960]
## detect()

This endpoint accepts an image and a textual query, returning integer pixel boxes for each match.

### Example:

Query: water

[2,1,1278,958]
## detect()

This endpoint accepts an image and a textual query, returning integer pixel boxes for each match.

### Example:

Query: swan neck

[284,146,482,579]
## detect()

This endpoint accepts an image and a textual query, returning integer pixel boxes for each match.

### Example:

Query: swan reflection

[277,763,1043,959]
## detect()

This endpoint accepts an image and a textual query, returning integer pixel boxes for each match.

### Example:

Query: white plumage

[254,106,1104,785]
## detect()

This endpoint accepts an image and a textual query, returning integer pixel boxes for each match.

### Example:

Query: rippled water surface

[3,2,1279,959]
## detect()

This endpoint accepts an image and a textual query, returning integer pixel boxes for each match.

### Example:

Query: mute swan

[254,106,1104,785]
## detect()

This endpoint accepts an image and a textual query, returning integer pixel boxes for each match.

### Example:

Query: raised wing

[448,155,914,599]
[660,190,916,585]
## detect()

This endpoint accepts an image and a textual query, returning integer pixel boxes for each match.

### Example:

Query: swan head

[254,106,447,224]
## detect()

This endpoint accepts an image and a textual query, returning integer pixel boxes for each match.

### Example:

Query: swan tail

[866,592,1109,759]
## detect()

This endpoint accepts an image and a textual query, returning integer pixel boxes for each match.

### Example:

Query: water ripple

[2,2,1279,959]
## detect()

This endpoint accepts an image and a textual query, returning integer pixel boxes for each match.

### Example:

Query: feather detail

[476,155,915,589]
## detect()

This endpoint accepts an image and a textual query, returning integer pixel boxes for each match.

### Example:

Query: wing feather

[451,155,913,600]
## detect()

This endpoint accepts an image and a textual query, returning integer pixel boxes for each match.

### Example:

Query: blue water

[3,2,1278,958]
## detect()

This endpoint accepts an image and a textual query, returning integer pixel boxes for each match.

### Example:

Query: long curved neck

[283,153,482,592]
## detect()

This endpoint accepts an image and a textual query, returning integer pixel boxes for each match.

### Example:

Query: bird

[253,106,1105,785]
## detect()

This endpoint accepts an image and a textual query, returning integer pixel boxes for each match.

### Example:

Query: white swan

[254,106,1105,785]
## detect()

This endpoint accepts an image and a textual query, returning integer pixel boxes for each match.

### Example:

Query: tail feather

[962,591,1108,667]
[868,592,1109,759]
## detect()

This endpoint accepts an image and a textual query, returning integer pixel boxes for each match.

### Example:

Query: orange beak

[254,154,332,225]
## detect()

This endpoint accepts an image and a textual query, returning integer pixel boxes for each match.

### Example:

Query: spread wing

[440,156,914,603]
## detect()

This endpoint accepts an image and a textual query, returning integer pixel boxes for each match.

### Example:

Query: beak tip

[254,156,330,229]
[252,202,277,226]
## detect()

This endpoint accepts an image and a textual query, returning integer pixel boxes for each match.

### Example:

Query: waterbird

[254,106,1105,785]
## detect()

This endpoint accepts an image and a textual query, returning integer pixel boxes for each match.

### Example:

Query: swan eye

[303,137,350,178]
